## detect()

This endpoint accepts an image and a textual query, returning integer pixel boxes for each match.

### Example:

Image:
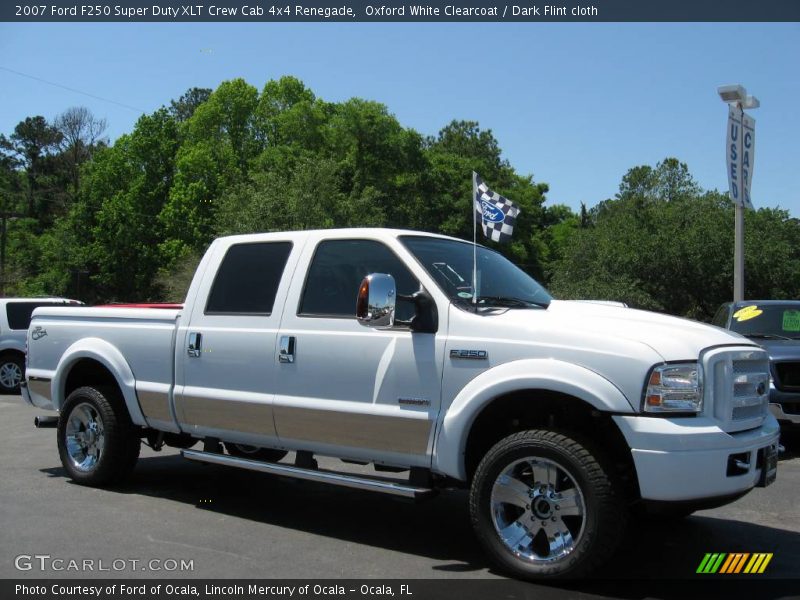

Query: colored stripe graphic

[744,553,773,574]
[697,553,773,574]
[720,553,749,573]
[697,553,727,573]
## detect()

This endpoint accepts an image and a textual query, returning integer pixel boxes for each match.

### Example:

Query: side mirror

[356,273,396,328]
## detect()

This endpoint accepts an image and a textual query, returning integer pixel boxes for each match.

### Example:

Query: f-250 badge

[31,326,47,340]
[450,349,488,360]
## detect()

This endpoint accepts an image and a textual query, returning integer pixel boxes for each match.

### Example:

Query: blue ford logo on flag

[481,199,504,223]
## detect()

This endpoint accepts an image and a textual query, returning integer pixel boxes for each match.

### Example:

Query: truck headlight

[643,362,703,414]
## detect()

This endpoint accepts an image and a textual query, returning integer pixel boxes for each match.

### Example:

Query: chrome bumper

[769,402,800,425]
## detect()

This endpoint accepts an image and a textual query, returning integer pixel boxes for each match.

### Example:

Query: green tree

[550,159,800,319]
[0,116,62,219]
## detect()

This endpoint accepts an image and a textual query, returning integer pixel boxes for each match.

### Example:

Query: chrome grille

[732,403,767,421]
[705,347,770,432]
[730,358,769,422]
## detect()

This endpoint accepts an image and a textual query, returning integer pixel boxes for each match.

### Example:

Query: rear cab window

[205,242,293,315]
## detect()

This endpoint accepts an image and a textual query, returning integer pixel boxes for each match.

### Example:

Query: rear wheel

[57,386,140,486]
[223,442,287,463]
[0,354,24,394]
[470,429,627,579]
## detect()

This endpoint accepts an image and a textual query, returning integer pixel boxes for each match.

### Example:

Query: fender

[433,358,635,480]
[52,338,147,426]
[0,340,26,354]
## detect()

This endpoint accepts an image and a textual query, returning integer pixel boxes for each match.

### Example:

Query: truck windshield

[400,236,552,309]
[728,303,800,340]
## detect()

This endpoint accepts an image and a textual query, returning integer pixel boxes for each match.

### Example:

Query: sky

[1,22,798,216]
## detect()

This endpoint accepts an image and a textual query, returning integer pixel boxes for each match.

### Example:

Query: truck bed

[24,307,181,419]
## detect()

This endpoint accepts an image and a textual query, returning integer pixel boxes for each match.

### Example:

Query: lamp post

[718,84,759,302]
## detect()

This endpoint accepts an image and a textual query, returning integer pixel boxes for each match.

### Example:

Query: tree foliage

[549,159,800,320]
[2,81,797,321]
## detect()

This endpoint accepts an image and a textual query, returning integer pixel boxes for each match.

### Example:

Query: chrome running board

[181,449,435,499]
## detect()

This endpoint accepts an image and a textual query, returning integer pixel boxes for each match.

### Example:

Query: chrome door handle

[279,336,295,363]
[188,332,202,357]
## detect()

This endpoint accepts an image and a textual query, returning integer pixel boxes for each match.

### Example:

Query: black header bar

[4,0,800,22]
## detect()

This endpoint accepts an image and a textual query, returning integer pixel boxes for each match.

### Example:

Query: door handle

[279,335,295,363]
[188,332,202,357]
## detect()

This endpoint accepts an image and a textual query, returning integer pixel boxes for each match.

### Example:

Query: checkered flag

[473,172,521,243]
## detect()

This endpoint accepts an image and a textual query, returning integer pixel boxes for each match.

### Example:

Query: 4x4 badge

[31,326,47,340]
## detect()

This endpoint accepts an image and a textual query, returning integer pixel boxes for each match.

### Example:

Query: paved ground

[1,395,798,594]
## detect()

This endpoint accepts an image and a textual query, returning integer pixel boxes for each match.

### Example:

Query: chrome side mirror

[356,273,396,328]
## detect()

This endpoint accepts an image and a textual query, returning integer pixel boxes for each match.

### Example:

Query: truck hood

[746,338,800,361]
[533,300,757,361]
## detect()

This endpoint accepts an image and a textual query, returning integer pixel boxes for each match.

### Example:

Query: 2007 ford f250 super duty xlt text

[22,228,780,579]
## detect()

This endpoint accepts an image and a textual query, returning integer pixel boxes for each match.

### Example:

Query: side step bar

[181,449,435,500]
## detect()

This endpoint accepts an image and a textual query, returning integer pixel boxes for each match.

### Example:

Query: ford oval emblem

[481,199,504,223]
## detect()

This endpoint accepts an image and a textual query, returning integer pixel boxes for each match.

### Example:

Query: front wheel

[57,386,141,486]
[470,429,627,579]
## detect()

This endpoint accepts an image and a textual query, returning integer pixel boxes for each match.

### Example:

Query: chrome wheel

[0,361,22,389]
[65,402,106,472]
[490,457,585,564]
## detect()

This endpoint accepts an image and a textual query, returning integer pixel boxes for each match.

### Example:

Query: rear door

[173,238,301,447]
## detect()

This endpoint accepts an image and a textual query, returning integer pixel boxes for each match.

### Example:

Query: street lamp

[718,84,759,302]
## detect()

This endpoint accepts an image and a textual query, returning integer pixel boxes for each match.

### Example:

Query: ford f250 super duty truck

[21,228,780,579]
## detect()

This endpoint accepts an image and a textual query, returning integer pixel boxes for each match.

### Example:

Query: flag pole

[472,172,478,307]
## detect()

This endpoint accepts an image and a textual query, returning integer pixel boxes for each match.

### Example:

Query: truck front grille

[706,348,770,432]
[774,361,800,391]
[730,358,770,421]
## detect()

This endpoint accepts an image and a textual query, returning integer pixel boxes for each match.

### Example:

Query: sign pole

[720,85,757,303]
[734,199,744,302]
[734,102,745,302]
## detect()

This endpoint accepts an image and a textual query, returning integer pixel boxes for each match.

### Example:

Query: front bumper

[613,414,780,502]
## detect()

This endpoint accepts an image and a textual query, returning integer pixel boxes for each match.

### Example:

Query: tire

[223,442,287,463]
[57,386,141,486]
[0,353,24,394]
[470,429,627,580]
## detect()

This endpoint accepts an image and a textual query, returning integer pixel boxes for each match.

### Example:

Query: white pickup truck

[22,228,779,579]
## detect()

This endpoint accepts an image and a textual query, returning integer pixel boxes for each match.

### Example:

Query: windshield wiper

[745,332,793,341]
[475,296,548,309]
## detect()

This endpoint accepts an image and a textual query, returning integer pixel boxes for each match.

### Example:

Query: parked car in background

[713,300,800,430]
[0,298,82,394]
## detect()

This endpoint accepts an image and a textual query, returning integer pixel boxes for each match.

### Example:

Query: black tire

[223,442,287,463]
[0,353,24,394]
[470,429,627,580]
[57,386,141,486]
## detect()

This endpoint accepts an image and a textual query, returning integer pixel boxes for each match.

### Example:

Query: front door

[273,236,446,467]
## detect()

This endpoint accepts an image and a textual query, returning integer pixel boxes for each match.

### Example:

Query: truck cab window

[299,239,419,321]
[205,242,292,315]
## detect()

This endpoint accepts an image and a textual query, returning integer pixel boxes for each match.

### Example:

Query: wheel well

[63,359,122,406]
[0,349,24,362]
[463,389,640,501]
